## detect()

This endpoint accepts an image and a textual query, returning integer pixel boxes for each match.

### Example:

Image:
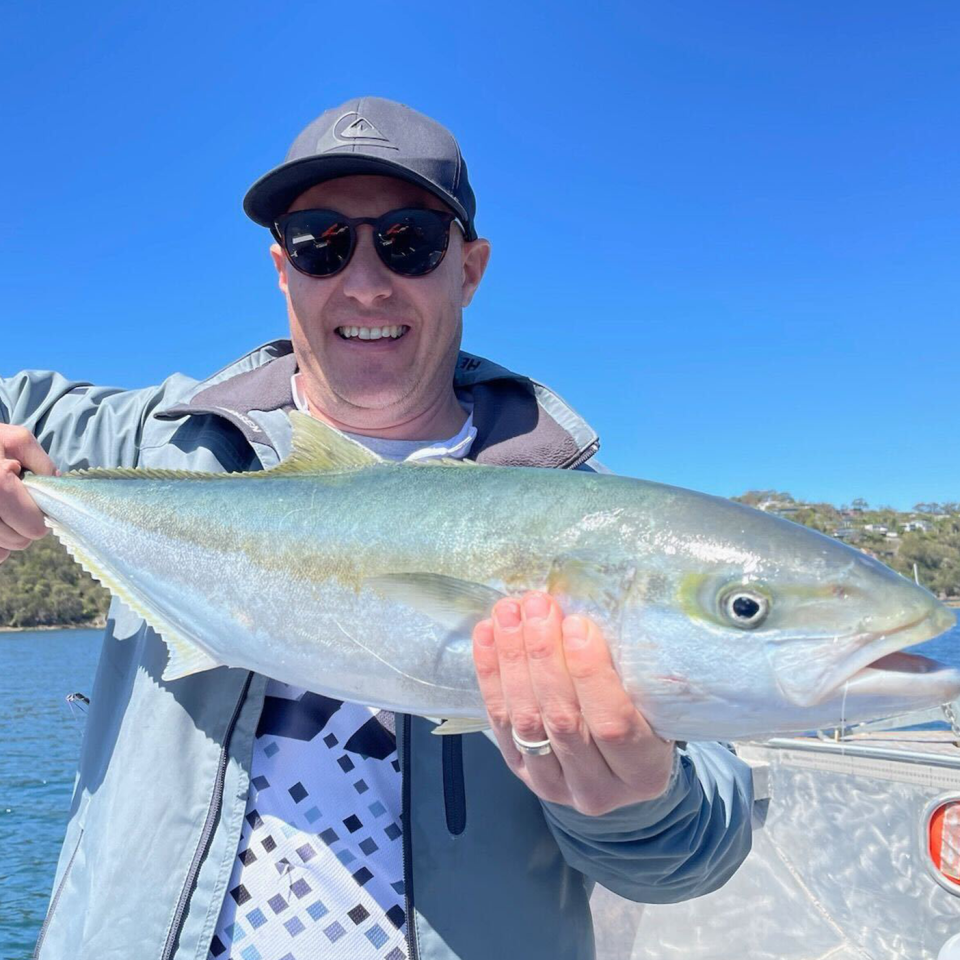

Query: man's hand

[0,425,56,564]
[472,591,676,817]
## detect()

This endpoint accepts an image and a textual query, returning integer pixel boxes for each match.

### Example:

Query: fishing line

[839,680,850,755]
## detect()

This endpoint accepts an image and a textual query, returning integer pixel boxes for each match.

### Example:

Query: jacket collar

[156,339,599,469]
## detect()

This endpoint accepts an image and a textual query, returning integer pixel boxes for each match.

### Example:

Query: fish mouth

[839,651,960,702]
[770,605,958,708]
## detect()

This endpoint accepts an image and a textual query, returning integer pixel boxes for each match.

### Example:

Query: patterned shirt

[209,387,476,960]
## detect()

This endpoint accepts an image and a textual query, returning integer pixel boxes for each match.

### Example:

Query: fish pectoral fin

[162,637,221,682]
[547,551,636,614]
[364,573,506,635]
[268,411,385,476]
[432,718,491,736]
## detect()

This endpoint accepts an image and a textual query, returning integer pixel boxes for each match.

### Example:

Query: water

[1,622,959,956]
[0,628,101,960]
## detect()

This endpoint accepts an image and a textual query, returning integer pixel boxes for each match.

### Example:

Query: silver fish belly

[23,412,959,741]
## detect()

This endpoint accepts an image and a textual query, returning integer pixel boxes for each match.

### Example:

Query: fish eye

[720,589,770,629]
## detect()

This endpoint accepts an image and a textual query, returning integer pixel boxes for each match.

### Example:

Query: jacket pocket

[33,827,84,959]
[441,735,467,836]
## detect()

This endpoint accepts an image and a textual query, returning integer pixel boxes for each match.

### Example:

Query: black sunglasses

[273,207,459,279]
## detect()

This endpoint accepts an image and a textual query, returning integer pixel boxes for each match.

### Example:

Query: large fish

[23,412,959,741]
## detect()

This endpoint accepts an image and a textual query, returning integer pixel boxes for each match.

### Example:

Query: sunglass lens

[282,212,353,276]
[376,210,450,276]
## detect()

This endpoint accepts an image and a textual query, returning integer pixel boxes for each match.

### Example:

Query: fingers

[0,517,32,550]
[0,425,56,477]
[472,603,567,798]
[0,427,55,557]
[0,460,50,541]
[562,615,674,792]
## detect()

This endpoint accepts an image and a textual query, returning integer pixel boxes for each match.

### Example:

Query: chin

[334,382,416,413]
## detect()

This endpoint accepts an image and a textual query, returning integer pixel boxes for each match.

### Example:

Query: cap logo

[330,112,398,149]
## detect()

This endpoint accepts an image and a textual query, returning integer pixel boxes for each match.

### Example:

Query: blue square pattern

[366,924,389,949]
[307,899,329,921]
[368,800,387,818]
[323,921,346,942]
[290,878,312,899]
[241,946,261,960]
[246,907,267,930]
[305,805,322,824]
[280,823,299,839]
[336,848,356,866]
[263,742,280,758]
[284,916,306,937]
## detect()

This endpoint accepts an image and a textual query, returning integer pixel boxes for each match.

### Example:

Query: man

[0,97,752,960]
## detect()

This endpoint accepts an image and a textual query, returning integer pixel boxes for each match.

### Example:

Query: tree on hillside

[0,536,109,628]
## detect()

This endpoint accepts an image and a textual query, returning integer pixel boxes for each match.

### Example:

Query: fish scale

[23,411,959,742]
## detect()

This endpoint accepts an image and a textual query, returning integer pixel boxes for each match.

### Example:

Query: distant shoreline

[0,620,105,634]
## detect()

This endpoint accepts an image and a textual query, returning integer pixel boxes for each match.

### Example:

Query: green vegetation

[2,493,958,629]
[734,492,960,601]
[0,535,110,629]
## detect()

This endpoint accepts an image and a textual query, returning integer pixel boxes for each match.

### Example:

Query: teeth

[337,325,408,340]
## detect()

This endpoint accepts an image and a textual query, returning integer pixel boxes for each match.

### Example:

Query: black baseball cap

[243,96,478,241]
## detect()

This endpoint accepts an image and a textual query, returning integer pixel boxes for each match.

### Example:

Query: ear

[270,243,290,296]
[460,238,491,308]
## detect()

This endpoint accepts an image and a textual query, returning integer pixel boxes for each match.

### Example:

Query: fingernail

[523,593,549,622]
[474,620,495,647]
[495,600,521,630]
[562,616,589,649]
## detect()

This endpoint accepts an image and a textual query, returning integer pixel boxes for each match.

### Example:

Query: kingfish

[23,412,959,741]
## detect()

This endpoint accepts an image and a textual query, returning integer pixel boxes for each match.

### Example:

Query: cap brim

[243,155,477,240]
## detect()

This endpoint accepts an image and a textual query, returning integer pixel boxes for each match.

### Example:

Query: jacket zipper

[400,714,421,960]
[563,439,600,471]
[441,734,467,836]
[160,671,254,960]
[32,827,84,959]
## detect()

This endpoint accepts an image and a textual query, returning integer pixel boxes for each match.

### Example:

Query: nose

[339,225,393,306]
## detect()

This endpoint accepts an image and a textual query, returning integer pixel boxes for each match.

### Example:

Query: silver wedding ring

[511,728,553,757]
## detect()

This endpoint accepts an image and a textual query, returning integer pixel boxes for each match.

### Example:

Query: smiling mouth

[336,324,410,341]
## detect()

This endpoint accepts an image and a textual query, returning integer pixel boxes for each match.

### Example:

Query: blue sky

[2,1,957,510]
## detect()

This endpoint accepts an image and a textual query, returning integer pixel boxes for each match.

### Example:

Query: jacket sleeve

[0,370,173,471]
[541,741,753,903]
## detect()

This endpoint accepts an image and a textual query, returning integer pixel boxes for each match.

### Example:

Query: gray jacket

[1,340,753,960]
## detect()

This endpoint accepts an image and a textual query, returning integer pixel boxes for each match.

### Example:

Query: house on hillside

[834,527,860,542]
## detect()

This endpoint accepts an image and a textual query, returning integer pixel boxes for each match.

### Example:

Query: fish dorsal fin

[266,411,383,475]
[55,467,225,481]
[409,456,479,468]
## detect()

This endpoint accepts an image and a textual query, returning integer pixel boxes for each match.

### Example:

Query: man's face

[270,175,490,433]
